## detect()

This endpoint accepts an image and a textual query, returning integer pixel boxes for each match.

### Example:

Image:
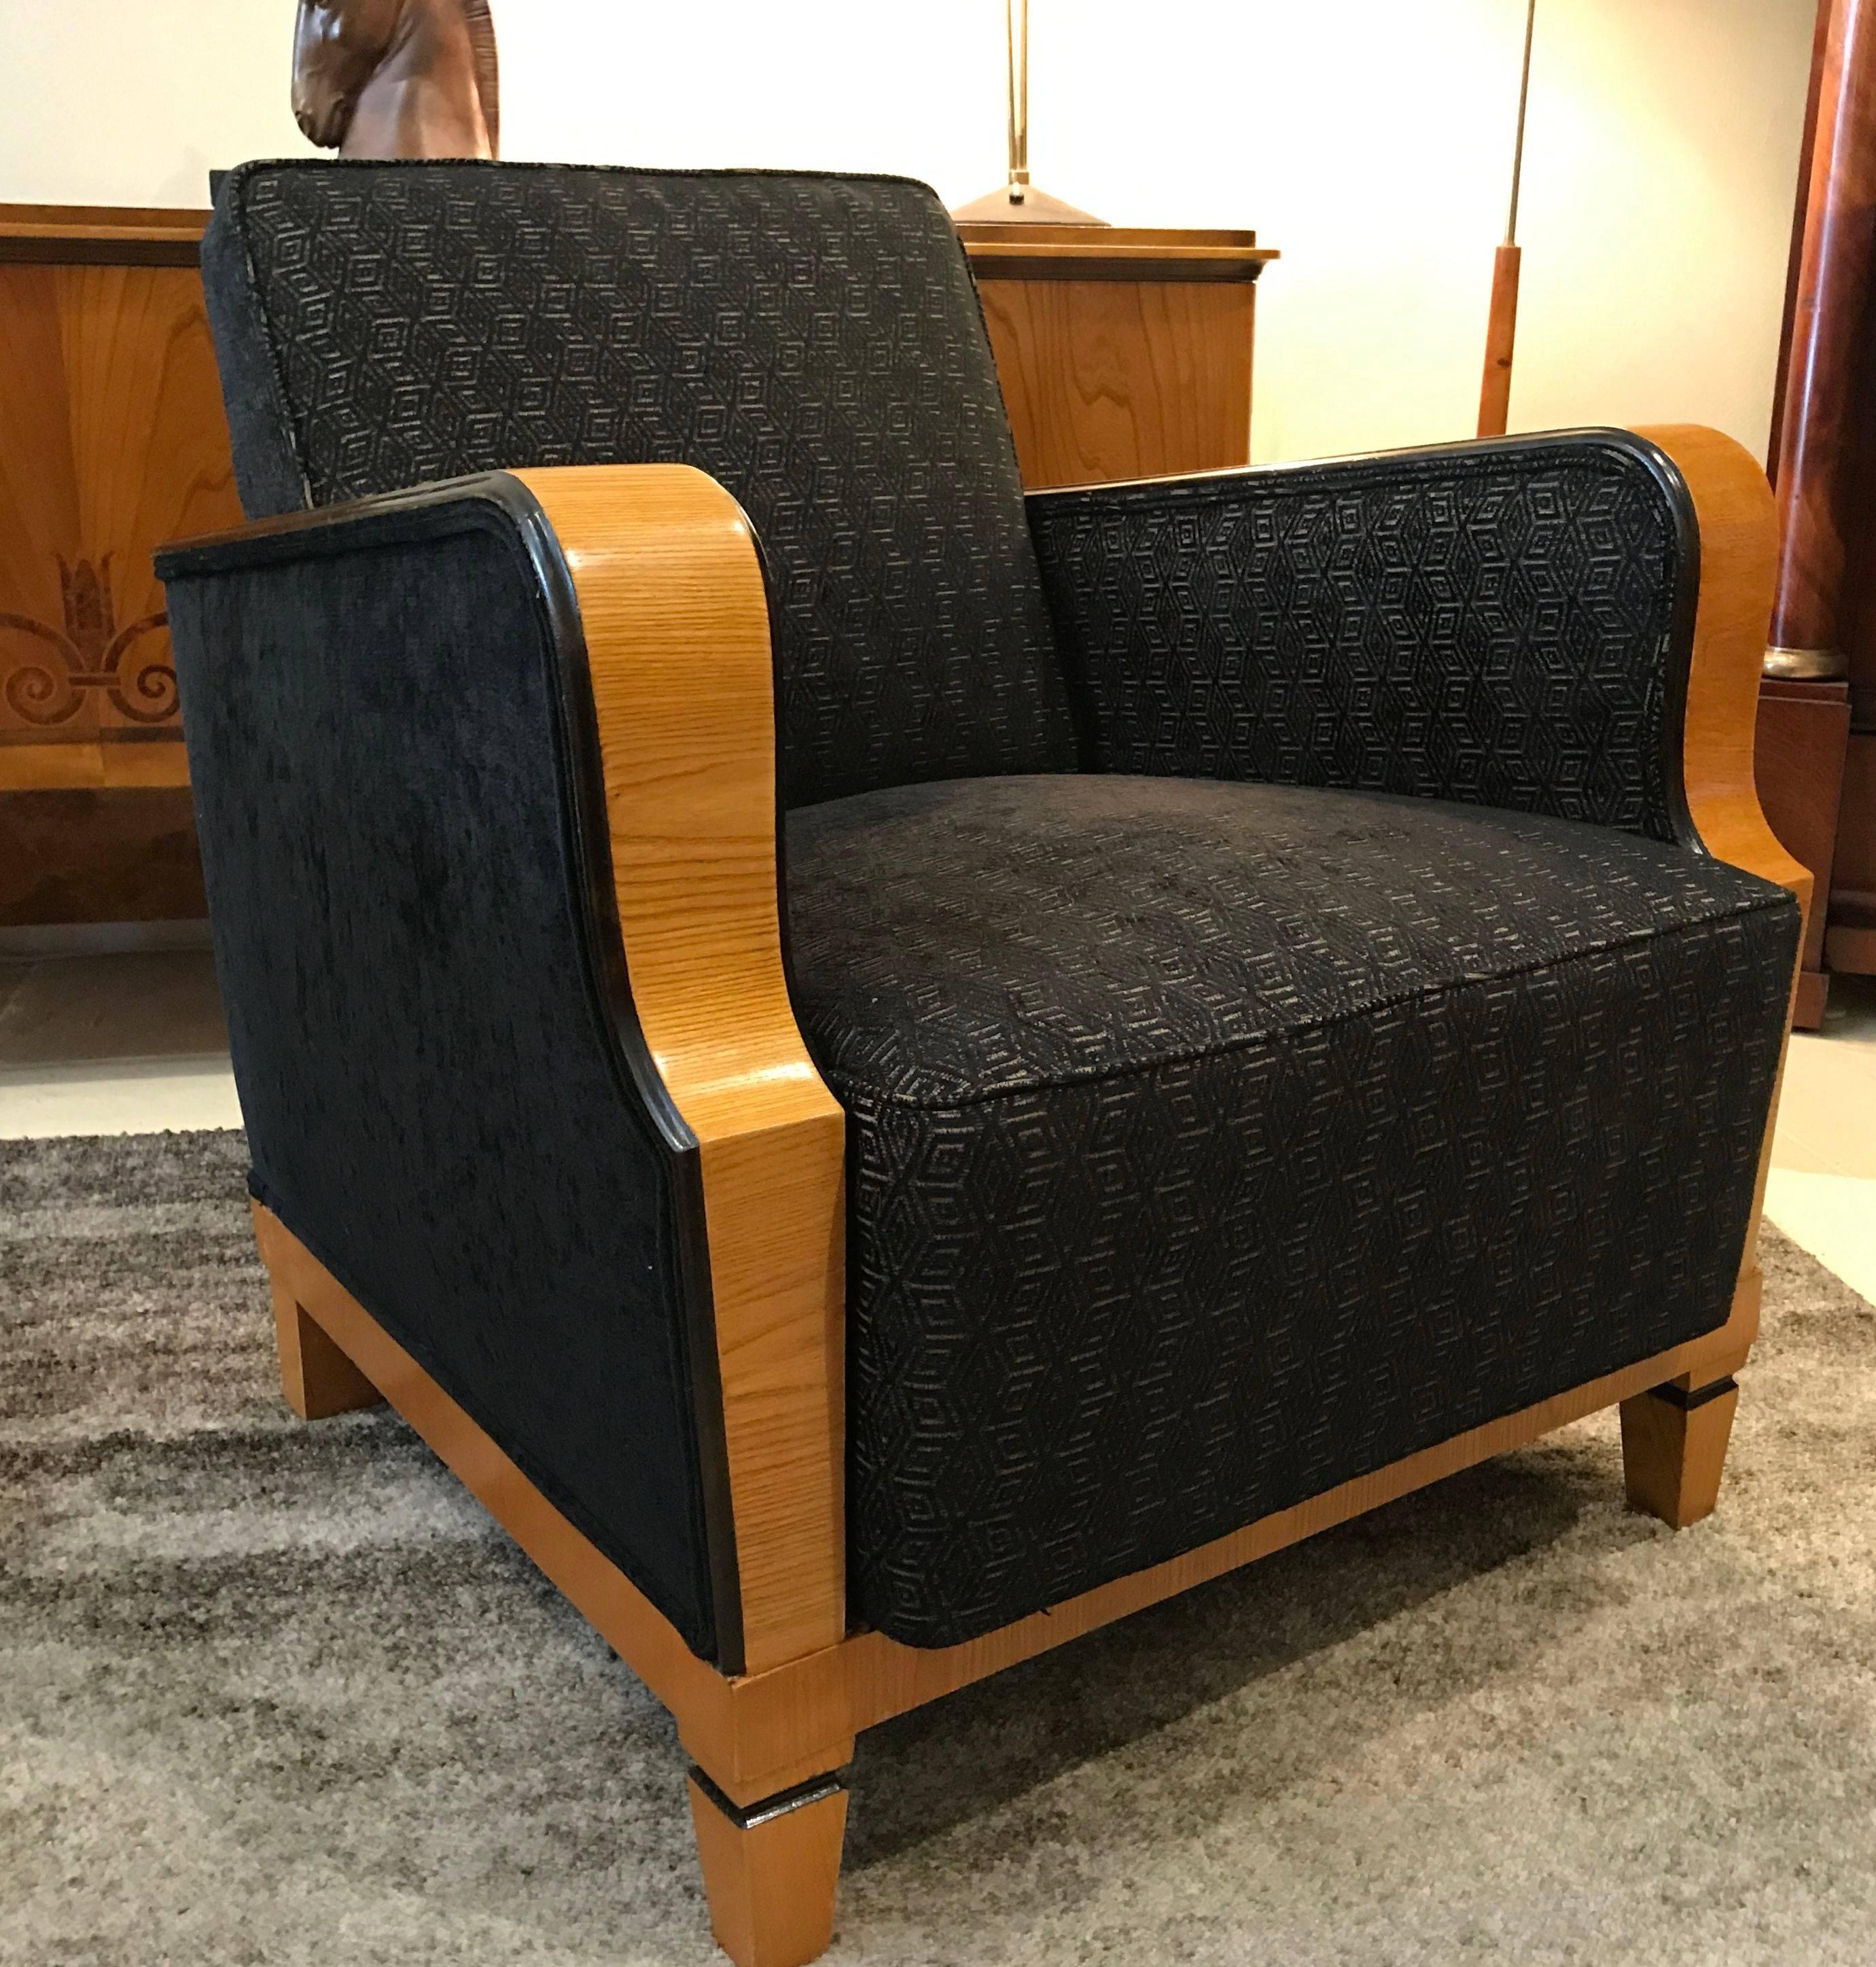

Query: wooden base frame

[255,1202,1763,1964]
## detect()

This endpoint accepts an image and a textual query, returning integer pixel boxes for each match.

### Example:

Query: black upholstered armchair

[158,161,1805,1967]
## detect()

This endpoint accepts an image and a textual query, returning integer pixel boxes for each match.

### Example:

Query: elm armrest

[1026,425,1808,898]
[156,466,845,1679]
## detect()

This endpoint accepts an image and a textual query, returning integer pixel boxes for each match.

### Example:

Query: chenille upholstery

[166,495,726,1659]
[181,161,1801,1665]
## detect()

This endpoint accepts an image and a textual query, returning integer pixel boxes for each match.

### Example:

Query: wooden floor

[3,946,1873,1300]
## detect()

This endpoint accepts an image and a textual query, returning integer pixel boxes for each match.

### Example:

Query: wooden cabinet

[1756,678,1853,1027]
[0,204,237,925]
[1826,730,1876,974]
[959,224,1276,489]
[0,209,1273,926]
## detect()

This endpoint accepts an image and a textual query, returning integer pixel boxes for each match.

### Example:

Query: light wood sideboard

[0,205,1275,927]
[0,204,237,925]
[957,224,1277,489]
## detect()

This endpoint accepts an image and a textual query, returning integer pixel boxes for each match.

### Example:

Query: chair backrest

[201,160,1078,807]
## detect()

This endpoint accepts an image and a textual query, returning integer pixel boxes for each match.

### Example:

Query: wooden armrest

[160,464,849,1678]
[1635,427,1807,1309]
[1635,425,1810,910]
[516,466,847,1678]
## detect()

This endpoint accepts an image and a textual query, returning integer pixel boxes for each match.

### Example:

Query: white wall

[0,0,1816,465]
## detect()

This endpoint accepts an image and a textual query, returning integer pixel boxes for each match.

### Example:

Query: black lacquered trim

[1024,427,1703,853]
[1646,1375,1739,1413]
[689,1765,848,1832]
[162,474,746,1674]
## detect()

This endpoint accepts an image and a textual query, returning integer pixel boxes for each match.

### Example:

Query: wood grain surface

[1476,243,1521,438]
[1767,0,1876,660]
[976,276,1256,488]
[1754,676,1852,1021]
[0,207,237,870]
[515,465,849,1682]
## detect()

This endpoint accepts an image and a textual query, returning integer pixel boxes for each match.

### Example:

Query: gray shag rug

[5,1131,1876,1967]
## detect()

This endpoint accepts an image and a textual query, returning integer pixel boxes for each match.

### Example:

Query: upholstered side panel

[163,503,726,1661]
[1029,433,1697,843]
[786,775,1799,1647]
[200,161,1077,808]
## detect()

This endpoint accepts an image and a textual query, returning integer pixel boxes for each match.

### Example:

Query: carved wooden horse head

[292,0,499,160]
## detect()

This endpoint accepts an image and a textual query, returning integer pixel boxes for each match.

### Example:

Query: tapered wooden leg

[1620,1376,1739,1528]
[272,1288,381,1420]
[688,1768,848,1967]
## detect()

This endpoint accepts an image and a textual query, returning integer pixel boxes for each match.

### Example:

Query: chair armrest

[1027,426,1808,901]
[517,467,849,1678]
[1640,425,1809,900]
[158,466,847,1679]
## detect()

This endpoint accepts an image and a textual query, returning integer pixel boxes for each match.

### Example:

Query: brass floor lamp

[952,0,1105,224]
[1479,0,1539,436]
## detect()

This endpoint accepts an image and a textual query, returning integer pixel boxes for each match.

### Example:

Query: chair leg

[687,1767,849,1967]
[272,1288,380,1420]
[1620,1375,1739,1528]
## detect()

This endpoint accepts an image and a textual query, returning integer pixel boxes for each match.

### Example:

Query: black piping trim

[1646,1375,1739,1413]
[165,475,746,1675]
[688,1765,848,1831]
[1024,427,1704,853]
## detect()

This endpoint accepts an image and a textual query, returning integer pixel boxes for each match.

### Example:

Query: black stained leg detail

[688,1765,849,1831]
[1645,1375,1739,1412]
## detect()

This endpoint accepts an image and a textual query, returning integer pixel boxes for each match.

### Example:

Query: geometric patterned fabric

[1031,436,1692,843]
[202,161,1076,809]
[787,775,1799,1644]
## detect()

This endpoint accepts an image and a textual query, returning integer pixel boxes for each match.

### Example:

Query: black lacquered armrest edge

[155,470,556,582]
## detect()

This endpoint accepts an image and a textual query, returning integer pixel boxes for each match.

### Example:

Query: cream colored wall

[0,0,1816,466]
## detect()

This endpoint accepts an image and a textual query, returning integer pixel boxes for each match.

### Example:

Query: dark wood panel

[1828,732,1876,976]
[1755,677,1852,1022]
[1768,0,1876,666]
[0,788,205,925]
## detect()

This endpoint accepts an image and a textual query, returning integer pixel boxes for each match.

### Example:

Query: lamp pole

[1478,0,1538,437]
[951,0,1105,225]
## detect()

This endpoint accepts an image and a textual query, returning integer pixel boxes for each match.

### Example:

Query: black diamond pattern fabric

[1028,436,1693,843]
[785,775,1799,1648]
[202,160,1077,808]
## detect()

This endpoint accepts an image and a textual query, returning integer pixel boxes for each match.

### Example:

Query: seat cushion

[783,773,1799,1648]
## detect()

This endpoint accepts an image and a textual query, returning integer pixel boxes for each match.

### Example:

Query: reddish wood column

[1758,0,1875,1020]
[1768,0,1876,680]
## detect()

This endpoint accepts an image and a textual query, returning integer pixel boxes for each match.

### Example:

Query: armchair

[158,162,1804,1967]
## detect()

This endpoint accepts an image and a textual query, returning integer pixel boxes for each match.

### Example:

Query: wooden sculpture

[292,0,499,160]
